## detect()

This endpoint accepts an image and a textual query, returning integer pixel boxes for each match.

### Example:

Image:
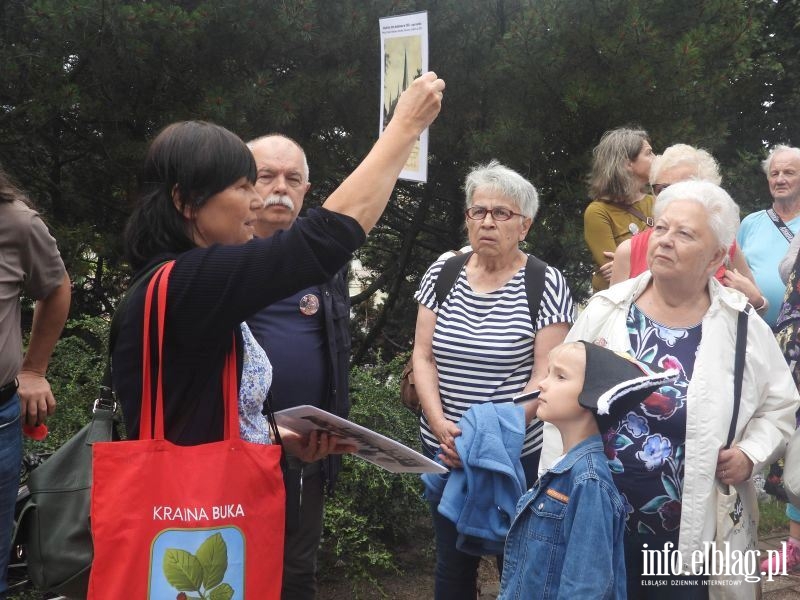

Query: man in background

[738,144,800,327]
[247,134,351,599]
[0,167,70,596]
[738,145,800,572]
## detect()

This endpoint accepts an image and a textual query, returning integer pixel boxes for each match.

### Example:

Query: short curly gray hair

[650,144,721,186]
[464,160,539,219]
[762,145,800,175]
[654,181,740,251]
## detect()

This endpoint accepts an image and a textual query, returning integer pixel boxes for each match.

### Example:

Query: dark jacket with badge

[246,234,352,493]
[318,265,351,491]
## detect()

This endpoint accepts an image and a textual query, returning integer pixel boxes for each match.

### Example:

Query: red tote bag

[88,261,285,599]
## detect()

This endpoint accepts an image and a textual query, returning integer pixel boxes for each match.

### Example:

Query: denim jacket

[498,434,627,600]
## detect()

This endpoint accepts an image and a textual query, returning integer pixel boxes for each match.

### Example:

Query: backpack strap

[433,251,549,330]
[434,251,472,306]
[523,254,548,329]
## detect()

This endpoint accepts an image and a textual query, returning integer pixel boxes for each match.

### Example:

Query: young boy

[498,341,678,599]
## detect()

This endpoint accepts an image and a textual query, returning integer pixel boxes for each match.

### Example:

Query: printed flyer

[275,405,446,474]
[379,11,429,182]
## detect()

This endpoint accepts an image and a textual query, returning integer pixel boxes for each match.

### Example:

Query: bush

[319,354,429,590]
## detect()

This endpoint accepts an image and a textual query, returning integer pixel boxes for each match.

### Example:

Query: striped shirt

[414,256,575,456]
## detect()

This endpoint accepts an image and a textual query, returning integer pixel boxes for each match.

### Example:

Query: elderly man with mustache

[246,134,352,600]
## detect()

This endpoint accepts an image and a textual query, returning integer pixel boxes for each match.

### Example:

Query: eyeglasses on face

[651,183,672,196]
[465,206,524,221]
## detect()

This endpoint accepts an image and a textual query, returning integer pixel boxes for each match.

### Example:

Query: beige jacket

[542,273,798,593]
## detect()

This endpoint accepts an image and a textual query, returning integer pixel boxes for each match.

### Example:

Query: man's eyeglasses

[651,183,672,196]
[465,206,525,221]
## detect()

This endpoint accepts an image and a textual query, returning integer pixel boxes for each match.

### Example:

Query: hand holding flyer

[274,405,446,474]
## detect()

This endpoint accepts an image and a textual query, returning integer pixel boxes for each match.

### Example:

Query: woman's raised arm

[322,72,445,233]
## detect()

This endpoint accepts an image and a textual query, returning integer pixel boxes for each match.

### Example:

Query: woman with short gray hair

[412,161,574,599]
[610,146,764,315]
[464,160,539,219]
[649,143,722,192]
[543,180,798,598]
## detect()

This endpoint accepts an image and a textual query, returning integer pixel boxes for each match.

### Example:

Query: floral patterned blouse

[598,303,702,536]
[238,322,273,444]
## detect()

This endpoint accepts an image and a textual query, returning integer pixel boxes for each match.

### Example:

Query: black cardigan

[112,208,365,445]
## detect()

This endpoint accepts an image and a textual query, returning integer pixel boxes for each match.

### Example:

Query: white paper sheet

[274,405,446,474]
[379,11,429,182]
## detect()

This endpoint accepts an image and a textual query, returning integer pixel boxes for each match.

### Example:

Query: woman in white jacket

[542,181,799,599]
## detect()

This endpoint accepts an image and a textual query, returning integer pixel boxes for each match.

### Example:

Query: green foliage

[320,499,396,594]
[5,590,44,600]
[320,355,429,590]
[759,498,789,536]
[2,0,799,363]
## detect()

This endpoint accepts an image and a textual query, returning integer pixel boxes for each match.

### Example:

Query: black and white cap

[577,341,679,416]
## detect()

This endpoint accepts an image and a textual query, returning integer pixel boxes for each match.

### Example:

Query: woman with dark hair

[125,121,267,268]
[112,73,444,456]
[584,127,655,292]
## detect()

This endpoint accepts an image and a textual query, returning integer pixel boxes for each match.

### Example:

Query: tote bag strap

[725,308,750,449]
[140,262,171,440]
[221,337,238,440]
[140,261,239,442]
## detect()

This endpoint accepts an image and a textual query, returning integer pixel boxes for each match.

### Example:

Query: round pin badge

[299,293,320,316]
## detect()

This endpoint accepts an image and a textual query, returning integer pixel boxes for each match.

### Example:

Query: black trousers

[282,460,325,600]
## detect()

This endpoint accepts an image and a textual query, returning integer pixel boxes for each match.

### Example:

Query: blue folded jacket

[421,402,527,555]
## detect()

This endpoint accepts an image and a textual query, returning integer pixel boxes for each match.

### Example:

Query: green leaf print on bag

[163,533,235,599]
[163,549,204,590]
[196,532,228,589]
[208,583,234,600]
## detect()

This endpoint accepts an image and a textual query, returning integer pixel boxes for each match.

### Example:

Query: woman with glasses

[411,160,574,599]
[544,180,798,598]
[584,127,655,292]
[609,145,765,314]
